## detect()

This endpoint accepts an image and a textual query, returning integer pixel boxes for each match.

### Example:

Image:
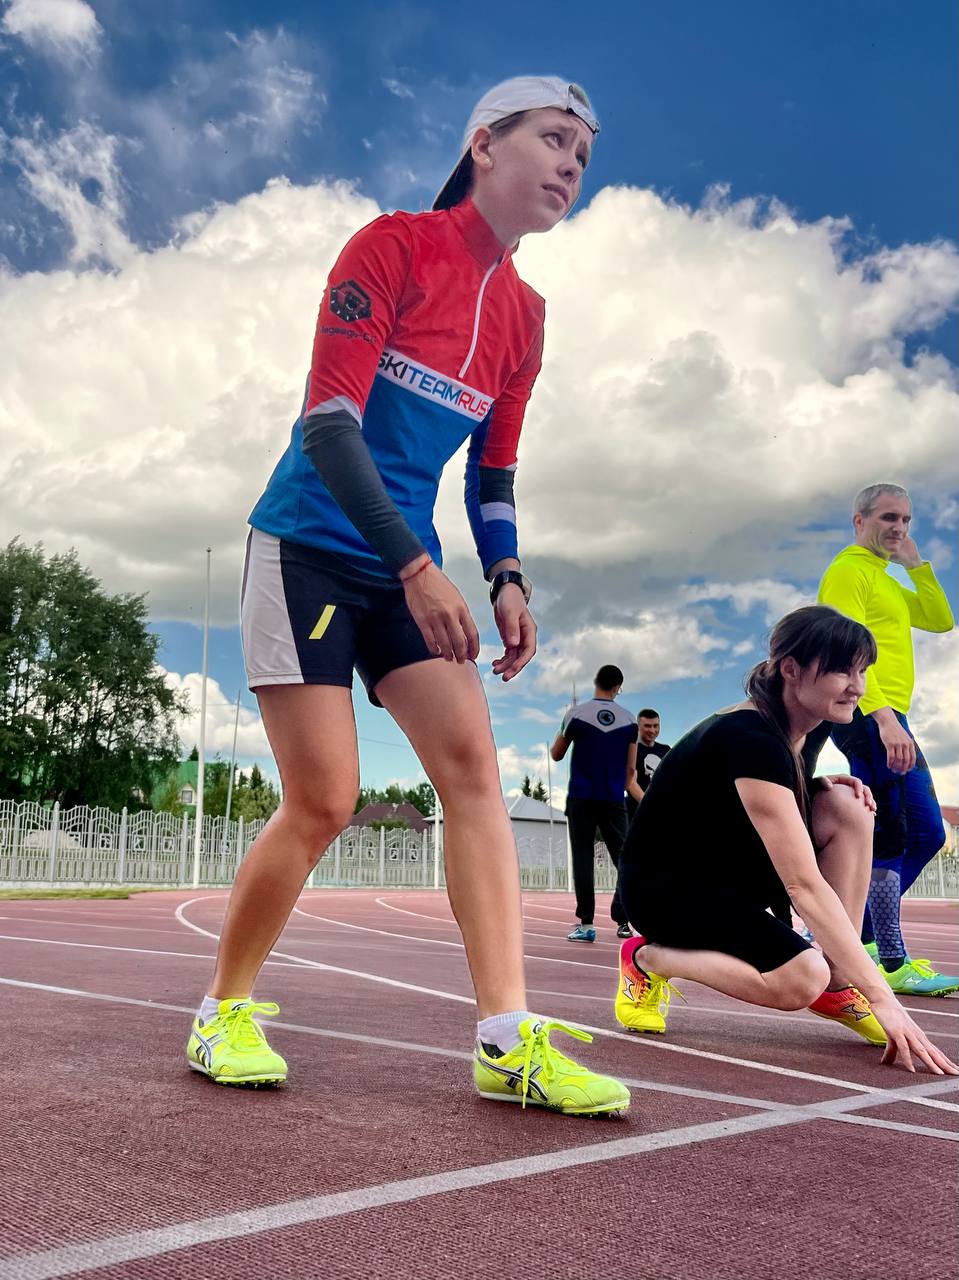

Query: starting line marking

[0,1056,955,1280]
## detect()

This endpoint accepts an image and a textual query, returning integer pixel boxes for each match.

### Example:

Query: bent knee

[766,949,830,1010]
[813,783,874,842]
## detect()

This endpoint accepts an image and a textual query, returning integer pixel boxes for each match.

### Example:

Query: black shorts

[628,875,812,974]
[241,528,435,705]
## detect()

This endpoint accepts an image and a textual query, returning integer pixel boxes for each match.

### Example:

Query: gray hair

[853,483,910,519]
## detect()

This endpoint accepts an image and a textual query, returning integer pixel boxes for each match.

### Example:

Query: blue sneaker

[567,925,596,943]
[882,957,959,997]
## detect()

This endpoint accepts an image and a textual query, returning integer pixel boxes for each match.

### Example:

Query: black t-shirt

[636,741,670,793]
[628,710,826,909]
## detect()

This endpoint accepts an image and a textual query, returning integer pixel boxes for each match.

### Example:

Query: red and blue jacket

[250,197,545,578]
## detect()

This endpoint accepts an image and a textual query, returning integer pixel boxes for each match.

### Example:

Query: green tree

[231,762,280,821]
[531,779,548,802]
[202,759,232,818]
[403,781,435,817]
[0,539,188,807]
[521,775,532,796]
[153,774,185,817]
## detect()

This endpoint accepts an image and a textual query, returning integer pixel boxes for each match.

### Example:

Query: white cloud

[382,77,414,100]
[160,668,271,761]
[2,0,101,59]
[496,742,553,787]
[910,629,959,803]
[1,176,957,788]
[533,608,730,695]
[684,579,811,624]
[435,185,958,582]
[2,120,133,266]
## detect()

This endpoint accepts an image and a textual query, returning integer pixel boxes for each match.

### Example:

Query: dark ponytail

[744,605,878,815]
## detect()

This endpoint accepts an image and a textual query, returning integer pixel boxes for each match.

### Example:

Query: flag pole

[191,547,212,887]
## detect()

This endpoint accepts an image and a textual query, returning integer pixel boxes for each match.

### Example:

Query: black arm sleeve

[302,409,427,576]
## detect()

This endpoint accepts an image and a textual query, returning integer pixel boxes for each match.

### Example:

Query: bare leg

[633,940,830,1012]
[208,685,359,999]
[810,785,874,988]
[376,659,525,1019]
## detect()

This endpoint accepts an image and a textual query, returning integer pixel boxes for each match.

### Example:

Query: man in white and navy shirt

[551,666,644,942]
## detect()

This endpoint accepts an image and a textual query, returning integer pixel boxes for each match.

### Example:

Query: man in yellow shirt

[818,482,957,996]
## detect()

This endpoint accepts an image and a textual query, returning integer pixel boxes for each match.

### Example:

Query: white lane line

[288,909,959,1035]
[3,1075,957,1280]
[175,901,954,1103]
[523,986,959,1039]
[828,1114,959,1140]
[174,899,475,1005]
[0,934,217,960]
[0,915,191,938]
[0,975,809,1114]
[0,935,329,971]
[5,974,958,1118]
[292,904,612,971]
[899,1004,959,1019]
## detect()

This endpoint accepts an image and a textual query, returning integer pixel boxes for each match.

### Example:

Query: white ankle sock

[198,994,251,1022]
[476,1010,532,1054]
[198,995,222,1023]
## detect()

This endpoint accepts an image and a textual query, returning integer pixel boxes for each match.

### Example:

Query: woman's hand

[872,996,959,1075]
[817,774,876,813]
[401,558,480,663]
[491,584,537,682]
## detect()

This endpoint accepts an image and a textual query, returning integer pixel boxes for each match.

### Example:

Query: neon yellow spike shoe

[615,937,682,1034]
[186,999,287,1086]
[474,1017,630,1117]
[807,986,887,1046]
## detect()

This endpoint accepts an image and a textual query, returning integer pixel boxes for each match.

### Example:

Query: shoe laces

[637,970,685,1012]
[519,1019,591,1109]
[220,1000,279,1050]
[908,958,939,979]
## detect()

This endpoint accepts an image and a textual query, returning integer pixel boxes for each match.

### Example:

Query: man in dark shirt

[626,708,671,824]
[551,666,644,942]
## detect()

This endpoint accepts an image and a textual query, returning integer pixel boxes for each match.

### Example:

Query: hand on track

[874,1000,959,1075]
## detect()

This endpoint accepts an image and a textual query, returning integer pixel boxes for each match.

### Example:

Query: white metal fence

[0,800,955,897]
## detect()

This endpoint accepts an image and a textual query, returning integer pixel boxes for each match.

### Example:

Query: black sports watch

[489,569,532,606]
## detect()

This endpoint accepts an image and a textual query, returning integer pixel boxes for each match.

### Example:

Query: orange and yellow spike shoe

[808,986,887,1046]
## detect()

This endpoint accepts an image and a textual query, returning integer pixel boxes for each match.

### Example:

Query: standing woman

[615,606,956,1076]
[187,78,630,1116]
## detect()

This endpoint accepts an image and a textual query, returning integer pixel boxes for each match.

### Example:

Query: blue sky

[1,0,957,800]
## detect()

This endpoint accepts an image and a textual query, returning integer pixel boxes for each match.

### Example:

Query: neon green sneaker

[474,1017,630,1116]
[863,941,879,964]
[615,937,683,1034]
[881,958,959,997]
[187,999,287,1086]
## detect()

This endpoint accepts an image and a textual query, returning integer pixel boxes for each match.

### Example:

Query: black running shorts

[629,876,812,974]
[241,528,436,705]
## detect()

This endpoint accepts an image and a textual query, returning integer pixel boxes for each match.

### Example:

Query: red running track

[1,890,957,1279]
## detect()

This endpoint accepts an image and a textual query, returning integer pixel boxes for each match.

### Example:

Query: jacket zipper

[458,257,501,379]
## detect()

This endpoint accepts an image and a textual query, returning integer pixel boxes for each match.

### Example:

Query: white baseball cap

[432,75,599,211]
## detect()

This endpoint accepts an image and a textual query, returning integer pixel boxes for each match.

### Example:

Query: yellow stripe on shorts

[309,604,336,640]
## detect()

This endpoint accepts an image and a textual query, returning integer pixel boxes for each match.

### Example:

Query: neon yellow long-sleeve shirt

[817,544,954,714]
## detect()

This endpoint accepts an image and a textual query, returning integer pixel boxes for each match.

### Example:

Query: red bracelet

[401,557,432,584]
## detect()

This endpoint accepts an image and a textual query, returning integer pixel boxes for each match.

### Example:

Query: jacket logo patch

[329,279,372,323]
